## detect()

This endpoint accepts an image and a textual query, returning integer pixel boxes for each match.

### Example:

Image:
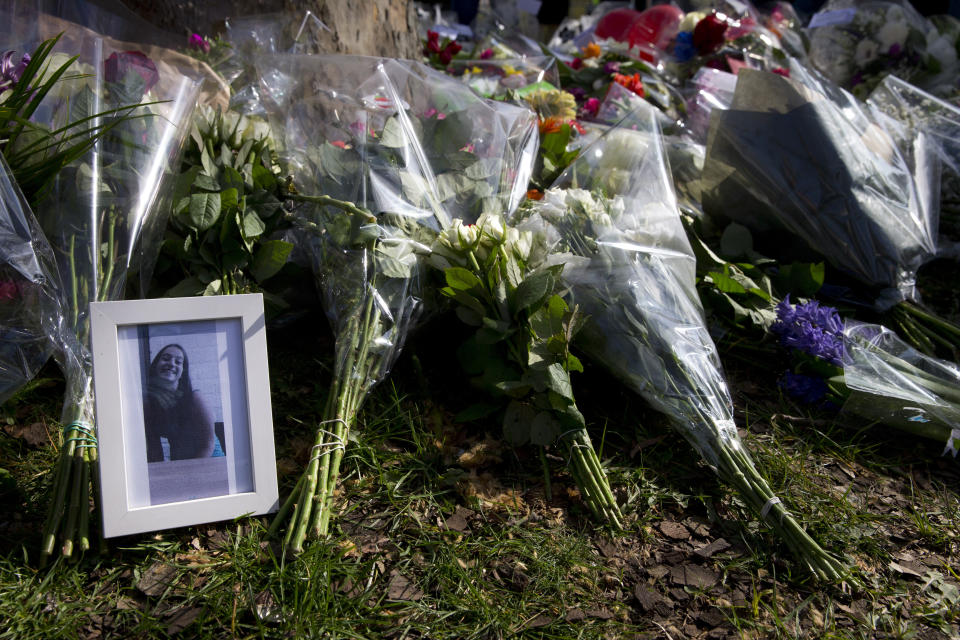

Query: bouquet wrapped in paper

[2,27,201,562]
[514,102,845,580]
[256,54,538,549]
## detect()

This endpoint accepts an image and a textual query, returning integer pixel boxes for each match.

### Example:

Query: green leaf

[173,166,201,203]
[203,279,223,296]
[220,187,239,211]
[222,165,245,192]
[242,210,266,238]
[777,261,825,297]
[455,306,483,326]
[188,192,221,231]
[252,163,277,191]
[707,270,748,295]
[514,270,554,313]
[545,363,574,400]
[503,401,534,446]
[495,380,532,398]
[200,146,218,178]
[566,353,583,373]
[251,240,293,283]
[164,276,205,298]
[445,267,482,291]
[193,172,220,192]
[530,412,560,446]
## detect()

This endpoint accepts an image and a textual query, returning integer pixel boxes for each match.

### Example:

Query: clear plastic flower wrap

[805,0,934,98]
[702,64,939,310]
[8,30,201,562]
[0,153,63,404]
[254,54,538,548]
[514,101,845,580]
[867,75,960,243]
[447,56,560,100]
[841,321,960,457]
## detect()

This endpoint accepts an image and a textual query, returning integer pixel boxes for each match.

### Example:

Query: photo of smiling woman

[144,344,222,462]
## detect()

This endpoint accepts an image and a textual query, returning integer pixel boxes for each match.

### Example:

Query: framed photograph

[90,294,279,538]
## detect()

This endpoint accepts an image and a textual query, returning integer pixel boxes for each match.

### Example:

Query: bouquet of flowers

[515,103,845,580]
[773,296,960,457]
[0,152,63,405]
[427,213,623,526]
[255,53,538,549]
[867,74,960,241]
[805,0,940,99]
[701,64,956,355]
[7,29,201,563]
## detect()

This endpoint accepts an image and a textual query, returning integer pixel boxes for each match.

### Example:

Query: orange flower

[582,42,602,59]
[613,72,644,97]
[526,189,543,201]
[539,116,564,134]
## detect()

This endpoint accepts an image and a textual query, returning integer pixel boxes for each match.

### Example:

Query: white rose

[854,40,880,66]
[679,11,707,33]
[477,212,505,242]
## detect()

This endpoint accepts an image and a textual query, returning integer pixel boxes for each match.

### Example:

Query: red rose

[104,51,159,95]
[692,14,728,56]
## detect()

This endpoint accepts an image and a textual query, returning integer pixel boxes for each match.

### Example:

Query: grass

[0,296,958,639]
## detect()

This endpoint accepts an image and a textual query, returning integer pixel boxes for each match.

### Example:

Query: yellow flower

[582,42,602,59]
[523,89,577,122]
[503,64,523,76]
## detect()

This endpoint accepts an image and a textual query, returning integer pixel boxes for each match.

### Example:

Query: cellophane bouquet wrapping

[0,153,64,404]
[841,321,960,456]
[804,0,947,99]
[515,101,845,580]
[702,64,939,310]
[867,74,960,242]
[9,27,201,561]
[447,56,560,100]
[255,53,538,549]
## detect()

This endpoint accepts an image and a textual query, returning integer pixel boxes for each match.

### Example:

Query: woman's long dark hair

[149,343,193,394]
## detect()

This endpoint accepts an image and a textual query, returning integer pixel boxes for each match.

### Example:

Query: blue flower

[771,294,844,366]
[779,372,829,405]
[673,32,696,63]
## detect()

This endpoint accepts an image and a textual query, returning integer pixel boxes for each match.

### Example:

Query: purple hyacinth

[603,61,620,75]
[779,371,829,405]
[771,294,845,366]
[0,50,31,92]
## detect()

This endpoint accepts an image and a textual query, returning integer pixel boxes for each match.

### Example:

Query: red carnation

[692,14,728,56]
[104,51,159,95]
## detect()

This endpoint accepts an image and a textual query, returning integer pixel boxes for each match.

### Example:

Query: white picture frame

[90,294,279,538]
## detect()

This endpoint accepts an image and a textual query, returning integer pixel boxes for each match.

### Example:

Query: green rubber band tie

[63,421,98,447]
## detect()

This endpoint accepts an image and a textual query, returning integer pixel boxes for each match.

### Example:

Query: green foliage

[0,36,146,209]
[156,109,290,296]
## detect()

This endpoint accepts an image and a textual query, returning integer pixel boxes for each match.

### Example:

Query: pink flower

[188,34,211,53]
[582,97,600,118]
[570,57,583,70]
[330,140,348,149]
[104,51,159,95]
[480,48,494,60]
[772,67,790,77]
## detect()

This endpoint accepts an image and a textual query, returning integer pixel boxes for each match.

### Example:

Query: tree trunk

[116,0,421,58]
